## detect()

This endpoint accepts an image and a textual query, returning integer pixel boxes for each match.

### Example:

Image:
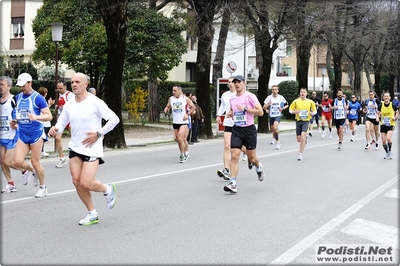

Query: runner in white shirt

[263,85,288,150]
[48,72,119,226]
[216,77,236,180]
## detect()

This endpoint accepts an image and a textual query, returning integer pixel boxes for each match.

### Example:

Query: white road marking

[340,218,398,248]
[269,175,398,265]
[383,189,399,199]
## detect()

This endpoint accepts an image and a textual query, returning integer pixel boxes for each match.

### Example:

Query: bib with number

[299,110,308,119]
[382,117,391,126]
[234,111,246,126]
[16,108,31,124]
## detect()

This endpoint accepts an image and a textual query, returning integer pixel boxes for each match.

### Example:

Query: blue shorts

[18,129,48,145]
[269,116,281,126]
[0,135,18,149]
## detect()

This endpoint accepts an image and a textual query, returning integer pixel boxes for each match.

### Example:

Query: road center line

[269,175,398,265]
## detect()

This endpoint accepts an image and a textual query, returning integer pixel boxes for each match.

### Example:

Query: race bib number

[234,111,246,126]
[16,108,31,124]
[270,106,280,116]
[299,110,308,119]
[172,102,183,113]
[382,117,391,126]
[336,107,345,118]
[0,116,10,131]
[367,107,375,117]
[350,109,357,116]
[322,106,330,112]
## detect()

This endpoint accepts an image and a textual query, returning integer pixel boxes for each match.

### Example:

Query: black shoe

[188,142,194,145]
[248,159,254,170]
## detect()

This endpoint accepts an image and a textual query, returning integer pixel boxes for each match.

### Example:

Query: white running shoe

[1,183,17,193]
[217,168,230,180]
[365,143,371,150]
[351,135,354,142]
[41,151,49,157]
[35,187,48,198]
[256,164,264,181]
[22,170,32,185]
[79,213,99,226]
[276,142,281,150]
[105,183,117,210]
[384,152,389,159]
[180,154,187,163]
[56,158,68,168]
[270,139,276,145]
[297,153,303,161]
[338,143,342,150]
[223,182,237,193]
[242,152,247,161]
[321,131,326,138]
[329,133,332,139]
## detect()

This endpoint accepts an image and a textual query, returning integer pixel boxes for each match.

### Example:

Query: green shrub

[277,80,298,119]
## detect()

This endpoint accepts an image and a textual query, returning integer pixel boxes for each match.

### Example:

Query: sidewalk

[42,121,296,157]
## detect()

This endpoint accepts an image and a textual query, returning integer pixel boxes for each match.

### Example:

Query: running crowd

[0,73,118,226]
[210,76,398,194]
[1,74,398,222]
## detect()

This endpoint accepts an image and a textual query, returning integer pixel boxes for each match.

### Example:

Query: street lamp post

[49,22,65,152]
[321,67,327,95]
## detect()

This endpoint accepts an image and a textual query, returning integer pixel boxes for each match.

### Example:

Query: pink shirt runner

[229,91,260,127]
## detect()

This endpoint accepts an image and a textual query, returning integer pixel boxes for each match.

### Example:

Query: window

[11,17,25,38]
[286,45,292,56]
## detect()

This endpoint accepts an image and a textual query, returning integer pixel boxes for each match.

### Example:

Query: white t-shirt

[217,90,235,127]
[54,93,119,158]
[264,94,287,118]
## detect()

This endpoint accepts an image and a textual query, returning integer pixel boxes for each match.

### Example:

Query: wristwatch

[244,106,248,111]
[96,131,103,138]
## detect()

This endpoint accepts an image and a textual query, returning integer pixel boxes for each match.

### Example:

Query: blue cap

[232,75,245,82]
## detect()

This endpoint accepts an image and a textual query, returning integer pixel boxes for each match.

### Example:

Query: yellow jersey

[379,102,396,126]
[289,98,317,121]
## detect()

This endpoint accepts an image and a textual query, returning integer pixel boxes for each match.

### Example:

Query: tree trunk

[96,0,127,148]
[295,0,312,93]
[331,51,343,96]
[257,47,273,133]
[192,0,219,138]
[147,78,159,122]
[212,5,231,107]
[364,66,373,92]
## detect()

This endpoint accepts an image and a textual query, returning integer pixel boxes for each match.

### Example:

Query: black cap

[232,75,245,82]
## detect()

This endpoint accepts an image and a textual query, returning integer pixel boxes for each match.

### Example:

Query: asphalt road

[1,125,398,265]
